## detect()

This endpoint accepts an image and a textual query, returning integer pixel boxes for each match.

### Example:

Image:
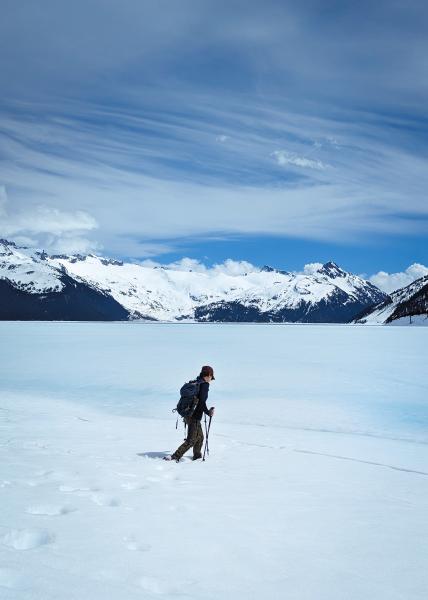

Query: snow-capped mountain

[0,240,129,321]
[193,261,387,323]
[354,275,428,325]
[0,239,63,293]
[47,253,387,322]
[0,239,388,322]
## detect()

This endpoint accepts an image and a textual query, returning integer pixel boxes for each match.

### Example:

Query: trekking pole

[202,415,212,461]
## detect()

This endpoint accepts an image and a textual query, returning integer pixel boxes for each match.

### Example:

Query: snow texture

[0,322,427,600]
[0,240,63,294]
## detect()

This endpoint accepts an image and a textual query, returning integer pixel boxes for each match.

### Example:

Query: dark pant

[172,418,204,460]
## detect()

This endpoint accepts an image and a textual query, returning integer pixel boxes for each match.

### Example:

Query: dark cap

[200,365,215,380]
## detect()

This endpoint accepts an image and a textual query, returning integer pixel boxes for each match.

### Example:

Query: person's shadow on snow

[137,451,170,459]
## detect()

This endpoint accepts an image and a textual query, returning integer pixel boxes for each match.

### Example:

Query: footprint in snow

[34,469,72,482]
[91,493,121,507]
[34,469,54,477]
[21,470,70,487]
[2,528,54,550]
[26,504,75,516]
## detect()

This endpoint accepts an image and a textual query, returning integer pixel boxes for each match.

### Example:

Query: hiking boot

[192,454,202,461]
[164,455,180,462]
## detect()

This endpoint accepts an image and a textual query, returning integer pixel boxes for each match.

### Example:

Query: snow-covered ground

[1,322,427,600]
[390,314,428,326]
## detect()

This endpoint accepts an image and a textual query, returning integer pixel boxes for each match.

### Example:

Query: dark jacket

[191,377,210,421]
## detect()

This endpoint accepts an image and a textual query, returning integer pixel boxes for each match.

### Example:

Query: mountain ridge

[1,238,389,322]
[354,275,428,325]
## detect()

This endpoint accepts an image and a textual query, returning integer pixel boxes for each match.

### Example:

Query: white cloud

[0,185,98,254]
[271,150,327,170]
[164,258,208,273]
[212,259,259,276]
[46,235,101,255]
[139,257,206,271]
[369,263,428,293]
[9,206,97,237]
[139,257,259,276]
[303,262,323,275]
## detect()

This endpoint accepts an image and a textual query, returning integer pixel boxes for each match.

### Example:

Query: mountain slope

[48,254,387,323]
[354,275,428,325]
[0,240,130,321]
[0,239,388,322]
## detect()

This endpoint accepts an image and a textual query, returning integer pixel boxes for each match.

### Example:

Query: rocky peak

[317,261,346,278]
[0,239,18,255]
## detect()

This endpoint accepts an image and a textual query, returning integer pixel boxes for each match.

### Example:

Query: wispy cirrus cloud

[1,94,428,261]
[215,135,230,143]
[271,150,327,170]
[2,1,427,111]
[0,1,427,262]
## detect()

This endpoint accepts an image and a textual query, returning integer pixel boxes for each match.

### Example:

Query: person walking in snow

[165,365,215,462]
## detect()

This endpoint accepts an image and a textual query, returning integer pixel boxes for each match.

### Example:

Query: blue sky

[0,0,427,288]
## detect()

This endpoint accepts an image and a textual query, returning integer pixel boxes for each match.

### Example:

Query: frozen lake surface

[0,322,427,599]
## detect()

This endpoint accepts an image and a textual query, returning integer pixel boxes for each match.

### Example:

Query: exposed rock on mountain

[354,275,428,325]
[0,239,388,322]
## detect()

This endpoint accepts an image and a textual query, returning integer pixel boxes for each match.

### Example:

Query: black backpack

[174,379,201,418]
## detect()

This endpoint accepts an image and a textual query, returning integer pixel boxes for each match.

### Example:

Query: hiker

[166,365,215,462]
